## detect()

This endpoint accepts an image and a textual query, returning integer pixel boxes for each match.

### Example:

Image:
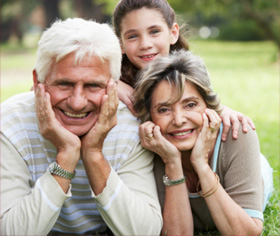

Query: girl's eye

[127,34,137,40]
[151,29,160,35]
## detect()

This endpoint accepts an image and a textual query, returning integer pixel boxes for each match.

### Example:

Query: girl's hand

[139,121,181,164]
[117,80,137,116]
[190,109,221,174]
[220,105,255,142]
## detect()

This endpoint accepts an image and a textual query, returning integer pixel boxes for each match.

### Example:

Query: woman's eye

[158,107,169,113]
[186,102,196,108]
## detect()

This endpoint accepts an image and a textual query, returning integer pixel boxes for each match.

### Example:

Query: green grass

[1,40,279,235]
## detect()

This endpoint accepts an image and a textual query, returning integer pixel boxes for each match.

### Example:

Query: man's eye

[58,82,71,87]
[86,83,102,90]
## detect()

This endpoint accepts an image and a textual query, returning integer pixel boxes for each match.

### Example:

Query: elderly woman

[133,50,273,235]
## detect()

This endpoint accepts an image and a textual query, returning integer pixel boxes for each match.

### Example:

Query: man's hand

[81,79,119,154]
[81,79,119,195]
[35,84,80,189]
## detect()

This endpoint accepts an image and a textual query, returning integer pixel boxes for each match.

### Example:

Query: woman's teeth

[172,130,192,136]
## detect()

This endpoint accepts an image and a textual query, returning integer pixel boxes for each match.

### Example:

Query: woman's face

[120,7,178,69]
[150,80,207,151]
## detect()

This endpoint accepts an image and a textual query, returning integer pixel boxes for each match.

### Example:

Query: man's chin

[66,126,91,137]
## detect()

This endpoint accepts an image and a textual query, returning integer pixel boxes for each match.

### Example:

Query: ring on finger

[41,116,47,121]
[209,125,216,133]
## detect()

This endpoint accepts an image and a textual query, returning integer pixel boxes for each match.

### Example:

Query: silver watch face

[49,162,57,173]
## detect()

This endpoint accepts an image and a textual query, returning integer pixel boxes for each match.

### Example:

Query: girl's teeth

[142,55,154,58]
[64,111,87,118]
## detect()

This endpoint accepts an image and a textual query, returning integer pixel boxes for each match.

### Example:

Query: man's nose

[68,87,87,111]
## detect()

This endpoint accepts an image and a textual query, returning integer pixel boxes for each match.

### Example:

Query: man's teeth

[172,130,192,136]
[64,111,88,118]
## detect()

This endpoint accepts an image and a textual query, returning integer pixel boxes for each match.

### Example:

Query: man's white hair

[35,18,122,82]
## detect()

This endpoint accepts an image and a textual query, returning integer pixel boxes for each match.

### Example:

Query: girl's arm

[220,105,255,142]
[117,80,137,115]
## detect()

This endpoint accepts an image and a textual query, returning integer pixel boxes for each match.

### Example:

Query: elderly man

[1,18,162,235]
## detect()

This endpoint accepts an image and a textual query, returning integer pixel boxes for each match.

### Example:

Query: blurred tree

[41,0,60,28]
[74,0,110,22]
[167,0,279,49]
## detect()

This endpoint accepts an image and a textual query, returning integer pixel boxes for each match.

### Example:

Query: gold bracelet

[197,172,220,198]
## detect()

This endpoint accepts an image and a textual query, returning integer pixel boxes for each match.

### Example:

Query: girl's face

[150,80,207,152]
[120,8,179,69]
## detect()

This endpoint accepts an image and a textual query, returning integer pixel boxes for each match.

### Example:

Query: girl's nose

[139,35,153,50]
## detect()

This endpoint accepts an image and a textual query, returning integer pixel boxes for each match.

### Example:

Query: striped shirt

[1,92,162,235]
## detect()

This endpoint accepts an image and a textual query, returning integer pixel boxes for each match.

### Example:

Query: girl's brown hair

[113,0,189,87]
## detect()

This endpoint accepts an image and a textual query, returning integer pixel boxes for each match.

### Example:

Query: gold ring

[41,116,47,121]
[209,126,216,133]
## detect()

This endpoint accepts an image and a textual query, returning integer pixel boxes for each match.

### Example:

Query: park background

[1,0,279,235]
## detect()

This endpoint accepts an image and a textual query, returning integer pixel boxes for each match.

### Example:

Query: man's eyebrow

[52,78,73,85]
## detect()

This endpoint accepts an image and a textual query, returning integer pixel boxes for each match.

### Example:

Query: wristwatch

[163,174,185,186]
[48,162,76,180]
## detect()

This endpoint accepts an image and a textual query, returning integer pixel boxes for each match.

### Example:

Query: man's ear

[33,69,40,91]
[170,23,179,45]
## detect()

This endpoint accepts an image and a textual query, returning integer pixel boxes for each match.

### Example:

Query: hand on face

[190,108,221,173]
[139,121,181,164]
[35,83,81,156]
[81,79,119,155]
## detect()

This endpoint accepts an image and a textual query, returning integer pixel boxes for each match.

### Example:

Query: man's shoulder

[1,92,36,131]
[1,92,35,114]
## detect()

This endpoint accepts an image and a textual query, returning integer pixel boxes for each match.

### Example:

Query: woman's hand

[220,105,255,142]
[190,109,221,174]
[139,121,181,164]
[117,80,137,116]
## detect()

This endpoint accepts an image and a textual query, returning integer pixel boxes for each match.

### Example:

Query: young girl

[113,0,255,141]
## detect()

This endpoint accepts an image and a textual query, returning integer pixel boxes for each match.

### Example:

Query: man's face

[44,53,111,136]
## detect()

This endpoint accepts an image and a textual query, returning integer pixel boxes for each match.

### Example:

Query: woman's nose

[172,109,187,127]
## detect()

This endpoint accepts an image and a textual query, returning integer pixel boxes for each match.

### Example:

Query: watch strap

[49,162,76,180]
[163,174,185,186]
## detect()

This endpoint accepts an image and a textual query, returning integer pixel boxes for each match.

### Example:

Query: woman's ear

[170,23,179,45]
